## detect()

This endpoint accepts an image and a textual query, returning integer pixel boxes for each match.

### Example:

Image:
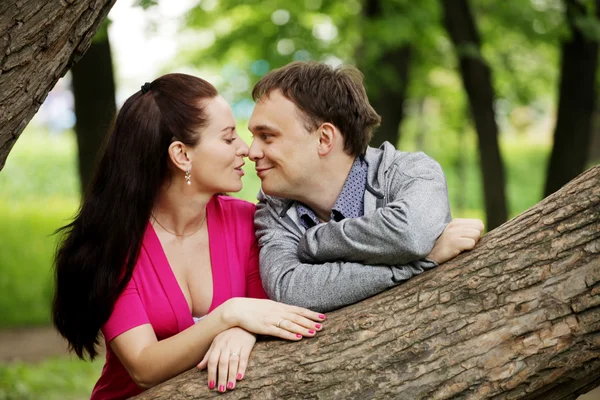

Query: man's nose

[248,139,263,162]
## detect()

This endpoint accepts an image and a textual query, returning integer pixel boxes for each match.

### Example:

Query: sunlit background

[0,0,599,398]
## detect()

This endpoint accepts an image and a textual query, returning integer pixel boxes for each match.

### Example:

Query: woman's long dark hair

[53,73,218,360]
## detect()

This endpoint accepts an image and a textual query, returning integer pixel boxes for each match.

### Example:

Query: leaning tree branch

[0,0,116,170]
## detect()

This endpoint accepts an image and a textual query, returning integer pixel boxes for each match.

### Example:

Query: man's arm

[255,197,434,312]
[297,154,451,266]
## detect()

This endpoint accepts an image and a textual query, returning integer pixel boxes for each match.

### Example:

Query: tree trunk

[71,23,116,193]
[590,102,600,163]
[0,0,116,170]
[136,165,600,399]
[359,0,412,148]
[545,0,599,197]
[441,0,508,231]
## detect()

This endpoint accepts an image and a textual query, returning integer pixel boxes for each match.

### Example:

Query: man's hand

[427,218,484,265]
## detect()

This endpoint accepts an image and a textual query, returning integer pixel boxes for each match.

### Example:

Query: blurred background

[1,0,599,398]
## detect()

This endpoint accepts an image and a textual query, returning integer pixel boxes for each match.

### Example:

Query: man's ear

[168,141,192,172]
[317,123,337,156]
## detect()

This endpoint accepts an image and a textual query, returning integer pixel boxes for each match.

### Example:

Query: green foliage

[0,358,103,400]
[474,0,562,106]
[135,0,159,9]
[0,130,81,327]
[0,199,79,327]
[574,13,600,40]
[0,130,79,201]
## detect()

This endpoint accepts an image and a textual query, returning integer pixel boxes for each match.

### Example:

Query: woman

[52,73,325,399]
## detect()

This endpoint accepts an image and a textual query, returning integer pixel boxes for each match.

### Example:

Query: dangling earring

[185,168,191,185]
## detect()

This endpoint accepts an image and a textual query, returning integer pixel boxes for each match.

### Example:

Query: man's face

[248,90,318,199]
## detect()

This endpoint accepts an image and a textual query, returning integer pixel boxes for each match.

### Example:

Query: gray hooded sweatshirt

[254,142,452,312]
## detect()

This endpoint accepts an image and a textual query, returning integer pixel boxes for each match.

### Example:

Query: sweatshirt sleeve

[297,153,452,266]
[255,192,431,312]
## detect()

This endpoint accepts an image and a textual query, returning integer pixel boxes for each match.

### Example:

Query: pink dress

[90,196,267,400]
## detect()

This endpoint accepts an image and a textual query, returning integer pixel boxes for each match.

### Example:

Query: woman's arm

[110,303,231,389]
[110,298,325,389]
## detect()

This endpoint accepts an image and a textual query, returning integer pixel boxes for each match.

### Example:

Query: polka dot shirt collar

[296,156,367,229]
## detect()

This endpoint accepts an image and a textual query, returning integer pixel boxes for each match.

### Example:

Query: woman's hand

[197,327,256,392]
[222,298,325,341]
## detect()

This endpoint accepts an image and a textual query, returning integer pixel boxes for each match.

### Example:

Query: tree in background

[442,0,508,230]
[71,20,116,193]
[545,0,600,197]
[357,0,413,148]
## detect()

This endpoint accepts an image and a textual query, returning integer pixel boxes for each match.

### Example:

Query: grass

[0,357,103,400]
[0,199,80,328]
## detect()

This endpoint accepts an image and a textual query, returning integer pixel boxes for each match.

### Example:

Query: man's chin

[260,183,283,198]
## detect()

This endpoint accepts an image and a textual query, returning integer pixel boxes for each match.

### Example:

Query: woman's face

[190,95,248,193]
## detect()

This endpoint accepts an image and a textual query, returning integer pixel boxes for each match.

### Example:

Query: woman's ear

[317,123,337,156]
[168,141,192,172]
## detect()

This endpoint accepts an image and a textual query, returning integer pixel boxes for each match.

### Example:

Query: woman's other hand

[197,327,255,392]
[221,298,325,341]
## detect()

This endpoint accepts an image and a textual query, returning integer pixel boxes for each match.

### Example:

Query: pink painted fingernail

[315,324,322,329]
[219,385,225,392]
[228,382,234,389]
[209,381,215,389]
[237,373,243,380]
[308,330,315,334]
[296,334,302,338]
[318,314,326,319]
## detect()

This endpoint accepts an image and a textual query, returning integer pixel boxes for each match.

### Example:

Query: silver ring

[276,319,285,329]
[230,352,240,357]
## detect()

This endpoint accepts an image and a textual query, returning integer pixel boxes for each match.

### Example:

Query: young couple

[53,61,484,399]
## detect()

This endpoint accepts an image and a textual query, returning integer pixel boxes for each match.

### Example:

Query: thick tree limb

[0,0,116,170]
[136,165,600,399]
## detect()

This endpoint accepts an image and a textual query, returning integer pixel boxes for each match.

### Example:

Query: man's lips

[255,167,273,177]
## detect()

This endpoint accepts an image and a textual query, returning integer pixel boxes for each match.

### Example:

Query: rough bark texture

[545,0,599,197]
[136,165,600,400]
[359,0,412,148]
[442,0,508,231]
[0,0,116,171]
[71,28,116,193]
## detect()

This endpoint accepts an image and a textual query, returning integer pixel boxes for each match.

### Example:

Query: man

[248,61,483,312]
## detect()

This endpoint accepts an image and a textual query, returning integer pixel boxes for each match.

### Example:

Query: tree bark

[545,0,599,197]
[359,0,412,148]
[136,165,600,399]
[71,24,116,194]
[0,0,116,171]
[441,0,508,231]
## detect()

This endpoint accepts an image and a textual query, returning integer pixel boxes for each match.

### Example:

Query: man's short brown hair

[252,61,381,156]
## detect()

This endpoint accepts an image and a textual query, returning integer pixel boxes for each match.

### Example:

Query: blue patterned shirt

[297,156,367,229]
